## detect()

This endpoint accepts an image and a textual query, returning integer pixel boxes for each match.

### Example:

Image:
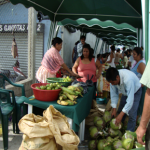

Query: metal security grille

[0,1,44,83]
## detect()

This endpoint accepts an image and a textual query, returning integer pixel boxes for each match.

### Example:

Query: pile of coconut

[88,111,144,150]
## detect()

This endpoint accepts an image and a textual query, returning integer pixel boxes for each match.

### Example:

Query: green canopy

[58,18,137,32]
[9,0,142,28]
[65,24,137,38]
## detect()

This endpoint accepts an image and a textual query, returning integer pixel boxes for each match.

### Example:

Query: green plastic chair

[0,89,17,150]
[0,73,26,133]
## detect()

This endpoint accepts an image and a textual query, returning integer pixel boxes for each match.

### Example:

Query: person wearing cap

[106,45,116,68]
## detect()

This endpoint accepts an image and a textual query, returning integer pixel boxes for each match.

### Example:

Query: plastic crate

[46,78,71,87]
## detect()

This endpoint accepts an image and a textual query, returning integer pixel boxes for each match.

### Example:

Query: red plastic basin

[31,83,61,102]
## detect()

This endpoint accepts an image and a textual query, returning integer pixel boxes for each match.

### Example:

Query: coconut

[88,140,97,150]
[95,118,105,130]
[103,145,112,150]
[93,116,101,124]
[135,141,143,148]
[113,140,123,149]
[122,138,134,150]
[126,131,137,141]
[89,126,96,132]
[108,128,118,137]
[90,127,100,139]
[118,130,123,137]
[106,136,113,142]
[97,139,106,150]
[110,119,122,130]
[116,148,125,150]
[122,132,135,141]
[103,111,111,123]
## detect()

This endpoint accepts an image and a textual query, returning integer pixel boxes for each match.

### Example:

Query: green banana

[64,93,75,101]
[74,91,83,97]
[66,100,74,105]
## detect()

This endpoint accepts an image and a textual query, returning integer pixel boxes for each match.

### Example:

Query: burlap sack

[85,100,104,126]
[18,105,80,150]
[105,93,122,112]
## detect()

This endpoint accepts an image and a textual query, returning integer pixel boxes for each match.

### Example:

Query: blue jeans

[117,87,142,132]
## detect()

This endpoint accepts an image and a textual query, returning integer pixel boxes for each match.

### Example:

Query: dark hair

[124,51,128,56]
[141,46,144,50]
[91,48,94,55]
[81,44,93,61]
[52,37,62,46]
[102,54,106,58]
[106,67,119,82]
[123,47,126,50]
[117,48,120,52]
[110,45,115,52]
[80,35,86,40]
[97,54,101,58]
[133,47,143,58]
[75,41,80,45]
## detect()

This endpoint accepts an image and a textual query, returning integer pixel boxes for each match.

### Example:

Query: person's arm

[136,88,150,145]
[106,53,113,63]
[138,63,146,75]
[77,43,83,55]
[72,58,80,75]
[115,81,135,125]
[110,85,119,108]
[72,48,74,63]
[61,62,80,78]
[95,60,102,79]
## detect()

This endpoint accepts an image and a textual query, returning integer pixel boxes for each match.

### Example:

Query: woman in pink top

[72,44,102,86]
[36,37,80,83]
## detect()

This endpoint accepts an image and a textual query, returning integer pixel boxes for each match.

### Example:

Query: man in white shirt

[77,36,86,57]
[106,67,142,132]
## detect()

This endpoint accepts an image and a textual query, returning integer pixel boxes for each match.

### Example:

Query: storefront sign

[0,23,44,33]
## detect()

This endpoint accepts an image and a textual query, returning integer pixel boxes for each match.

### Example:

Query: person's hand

[136,125,146,145]
[111,108,116,118]
[96,73,100,79]
[70,72,82,79]
[115,113,123,126]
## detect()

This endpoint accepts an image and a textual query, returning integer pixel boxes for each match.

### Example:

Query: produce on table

[35,83,61,90]
[88,110,144,149]
[62,76,72,82]
[57,85,83,106]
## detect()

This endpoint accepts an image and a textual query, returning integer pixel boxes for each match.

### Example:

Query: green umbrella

[9,0,142,28]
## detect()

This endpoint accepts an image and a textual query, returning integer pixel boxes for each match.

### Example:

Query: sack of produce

[85,100,104,126]
[19,105,79,150]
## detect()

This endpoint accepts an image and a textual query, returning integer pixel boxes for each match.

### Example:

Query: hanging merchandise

[11,37,18,59]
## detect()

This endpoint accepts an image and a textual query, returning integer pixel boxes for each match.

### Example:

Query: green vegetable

[61,87,75,95]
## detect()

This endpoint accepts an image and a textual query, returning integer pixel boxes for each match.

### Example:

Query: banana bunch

[57,86,83,106]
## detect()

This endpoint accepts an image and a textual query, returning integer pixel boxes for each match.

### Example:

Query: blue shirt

[110,69,141,115]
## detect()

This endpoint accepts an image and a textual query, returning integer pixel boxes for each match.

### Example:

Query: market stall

[23,84,95,141]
